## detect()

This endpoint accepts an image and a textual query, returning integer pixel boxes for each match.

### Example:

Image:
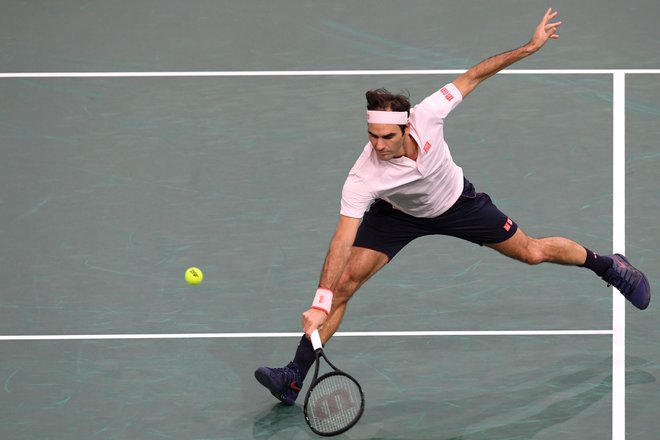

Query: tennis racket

[303,329,365,437]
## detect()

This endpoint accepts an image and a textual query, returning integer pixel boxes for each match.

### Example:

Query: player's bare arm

[301,215,361,337]
[453,8,562,98]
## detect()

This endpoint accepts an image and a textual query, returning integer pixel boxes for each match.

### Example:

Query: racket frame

[303,330,365,436]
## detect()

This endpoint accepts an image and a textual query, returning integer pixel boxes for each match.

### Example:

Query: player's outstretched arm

[453,8,562,98]
[302,215,360,337]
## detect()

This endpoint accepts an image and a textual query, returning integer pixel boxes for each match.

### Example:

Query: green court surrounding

[1,1,659,439]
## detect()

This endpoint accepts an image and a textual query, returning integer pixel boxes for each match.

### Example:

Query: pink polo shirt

[340,82,464,219]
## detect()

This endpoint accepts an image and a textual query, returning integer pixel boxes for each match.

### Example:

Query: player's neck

[403,134,418,161]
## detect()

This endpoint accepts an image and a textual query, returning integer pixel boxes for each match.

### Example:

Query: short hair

[365,88,411,133]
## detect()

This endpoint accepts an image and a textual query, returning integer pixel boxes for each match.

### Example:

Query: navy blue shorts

[353,178,518,261]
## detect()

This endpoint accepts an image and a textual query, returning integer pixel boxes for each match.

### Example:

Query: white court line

[612,72,627,440]
[0,330,613,341]
[0,69,659,78]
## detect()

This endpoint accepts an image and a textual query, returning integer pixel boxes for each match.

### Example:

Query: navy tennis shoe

[254,362,303,406]
[602,254,651,310]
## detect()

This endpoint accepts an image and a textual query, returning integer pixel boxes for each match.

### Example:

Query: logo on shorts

[503,218,513,232]
[423,141,432,153]
[440,87,454,101]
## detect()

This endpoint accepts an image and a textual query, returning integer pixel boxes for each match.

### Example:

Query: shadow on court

[251,404,307,438]
[250,359,655,439]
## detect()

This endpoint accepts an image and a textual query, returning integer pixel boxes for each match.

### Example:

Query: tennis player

[254,8,650,405]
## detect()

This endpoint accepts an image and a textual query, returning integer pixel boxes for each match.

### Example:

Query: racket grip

[311,329,323,351]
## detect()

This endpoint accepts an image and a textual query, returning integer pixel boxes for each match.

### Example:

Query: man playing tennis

[255,8,650,406]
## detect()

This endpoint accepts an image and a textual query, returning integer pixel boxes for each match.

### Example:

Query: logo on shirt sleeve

[423,141,432,153]
[440,87,454,101]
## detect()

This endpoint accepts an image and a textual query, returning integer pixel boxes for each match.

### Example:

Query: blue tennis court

[1,1,659,439]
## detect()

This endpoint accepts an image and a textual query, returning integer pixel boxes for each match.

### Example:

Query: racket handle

[311,329,323,351]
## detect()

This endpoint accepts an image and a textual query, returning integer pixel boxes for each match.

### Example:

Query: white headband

[367,110,408,125]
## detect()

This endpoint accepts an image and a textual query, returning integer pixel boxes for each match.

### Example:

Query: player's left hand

[528,8,562,52]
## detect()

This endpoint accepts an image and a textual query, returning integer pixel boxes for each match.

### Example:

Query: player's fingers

[302,319,316,337]
[542,8,553,22]
[545,24,561,38]
[302,321,314,338]
[542,9,558,26]
[546,28,559,39]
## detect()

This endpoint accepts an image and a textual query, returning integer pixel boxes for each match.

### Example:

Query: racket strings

[307,374,363,434]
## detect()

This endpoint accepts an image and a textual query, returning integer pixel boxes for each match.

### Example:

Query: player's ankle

[292,335,316,380]
[580,248,613,277]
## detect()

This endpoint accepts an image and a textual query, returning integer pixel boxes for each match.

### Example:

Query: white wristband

[311,288,333,315]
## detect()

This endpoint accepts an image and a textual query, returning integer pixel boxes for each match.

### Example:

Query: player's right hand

[302,308,328,339]
[528,8,561,52]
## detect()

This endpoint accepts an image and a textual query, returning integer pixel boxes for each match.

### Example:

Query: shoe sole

[637,275,651,310]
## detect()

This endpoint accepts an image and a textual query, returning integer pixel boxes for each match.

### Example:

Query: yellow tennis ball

[185,267,203,285]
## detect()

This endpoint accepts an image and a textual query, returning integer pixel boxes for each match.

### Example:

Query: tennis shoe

[602,254,651,310]
[254,362,302,406]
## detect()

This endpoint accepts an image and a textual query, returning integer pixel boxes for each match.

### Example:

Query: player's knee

[334,284,356,305]
[334,272,361,304]
[522,253,544,265]
[520,241,546,266]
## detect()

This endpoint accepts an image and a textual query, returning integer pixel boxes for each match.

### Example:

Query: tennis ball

[185,267,203,285]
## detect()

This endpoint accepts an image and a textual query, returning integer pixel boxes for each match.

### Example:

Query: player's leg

[485,227,587,266]
[486,227,650,309]
[319,246,389,343]
[437,178,650,310]
[254,246,388,405]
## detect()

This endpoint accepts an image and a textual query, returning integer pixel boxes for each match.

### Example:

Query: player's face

[367,124,406,160]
